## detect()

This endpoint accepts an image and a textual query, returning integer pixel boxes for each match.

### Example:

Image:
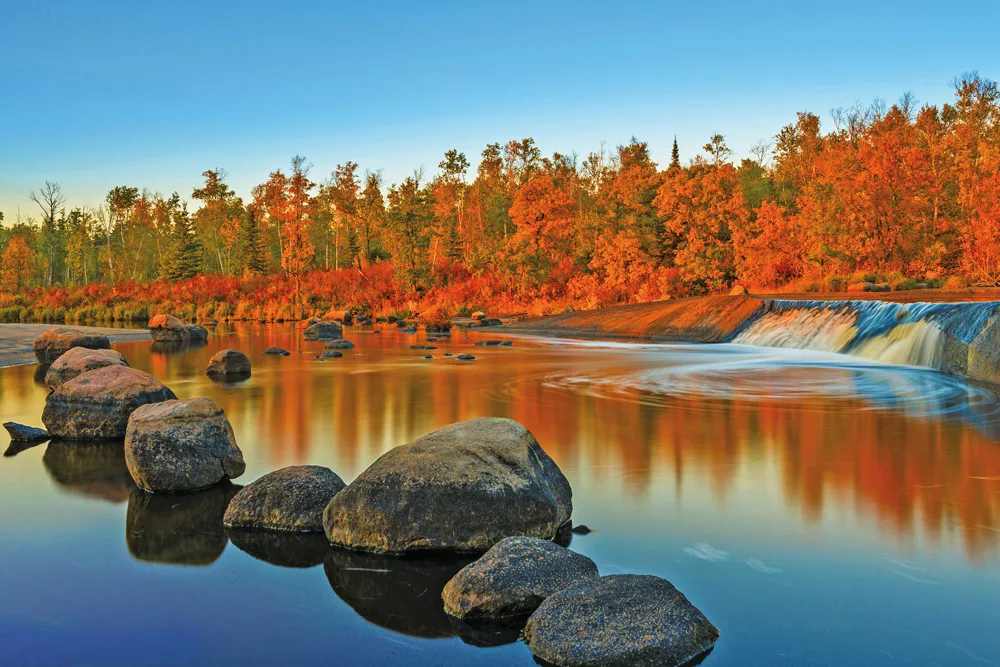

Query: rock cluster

[33,328,111,365]
[304,321,343,340]
[147,314,211,344]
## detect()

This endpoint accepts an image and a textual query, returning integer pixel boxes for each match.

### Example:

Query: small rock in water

[263,347,290,356]
[125,396,245,493]
[442,536,599,621]
[224,465,346,533]
[322,350,343,358]
[474,340,504,347]
[571,524,593,535]
[427,337,439,342]
[524,574,719,667]
[456,354,476,361]
[403,327,417,334]
[424,355,434,359]
[206,349,252,377]
[325,340,355,350]
[185,324,209,340]
[3,422,50,444]
[304,321,343,341]
[148,314,191,343]
[444,353,454,357]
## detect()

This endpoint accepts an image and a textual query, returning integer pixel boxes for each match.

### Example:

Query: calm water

[1,324,999,667]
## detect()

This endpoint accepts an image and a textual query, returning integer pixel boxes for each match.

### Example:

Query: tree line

[2,73,999,304]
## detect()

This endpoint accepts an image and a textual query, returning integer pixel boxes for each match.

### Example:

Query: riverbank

[0,324,151,368]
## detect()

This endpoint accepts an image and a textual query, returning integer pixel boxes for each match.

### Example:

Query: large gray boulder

[147,314,191,343]
[44,347,128,390]
[224,465,346,533]
[442,536,599,621]
[323,418,572,554]
[304,321,343,340]
[124,397,245,493]
[33,328,111,365]
[206,349,251,377]
[185,323,209,340]
[524,574,720,667]
[41,365,176,440]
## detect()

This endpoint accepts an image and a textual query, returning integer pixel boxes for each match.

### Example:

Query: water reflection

[42,439,135,503]
[227,529,329,568]
[125,482,240,566]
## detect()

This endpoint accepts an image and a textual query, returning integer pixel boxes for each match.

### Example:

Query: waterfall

[731,300,1000,372]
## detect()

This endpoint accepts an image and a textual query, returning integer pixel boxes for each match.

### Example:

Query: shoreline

[0,324,151,368]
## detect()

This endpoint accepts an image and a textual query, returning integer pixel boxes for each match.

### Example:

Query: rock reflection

[324,548,474,638]
[42,439,135,503]
[150,339,208,355]
[228,529,329,568]
[33,364,49,389]
[126,482,239,566]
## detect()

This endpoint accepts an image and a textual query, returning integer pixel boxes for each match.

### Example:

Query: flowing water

[1,324,999,667]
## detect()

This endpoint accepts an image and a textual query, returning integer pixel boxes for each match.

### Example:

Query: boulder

[304,321,343,340]
[44,347,128,390]
[32,328,111,365]
[442,536,599,621]
[471,311,487,321]
[481,318,502,327]
[41,366,176,440]
[124,397,245,493]
[324,340,355,350]
[3,421,50,445]
[147,314,190,343]
[263,347,291,356]
[524,575,719,667]
[456,354,476,361]
[323,418,572,554]
[185,323,209,340]
[321,350,343,358]
[206,349,251,377]
[224,465,346,532]
[729,284,749,296]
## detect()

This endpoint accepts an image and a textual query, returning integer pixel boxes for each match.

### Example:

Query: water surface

[1,324,998,666]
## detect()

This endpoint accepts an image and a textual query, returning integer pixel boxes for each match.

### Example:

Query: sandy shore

[0,324,151,368]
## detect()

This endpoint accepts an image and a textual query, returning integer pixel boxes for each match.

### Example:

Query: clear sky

[2,0,998,220]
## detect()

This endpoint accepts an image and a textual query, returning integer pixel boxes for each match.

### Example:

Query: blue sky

[2,0,998,219]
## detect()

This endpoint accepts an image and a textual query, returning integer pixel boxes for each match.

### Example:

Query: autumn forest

[2,74,999,324]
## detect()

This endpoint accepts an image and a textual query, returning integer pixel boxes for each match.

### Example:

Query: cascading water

[731,300,1000,373]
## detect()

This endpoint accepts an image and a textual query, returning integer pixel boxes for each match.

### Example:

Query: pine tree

[670,136,681,170]
[239,208,267,276]
[165,202,202,281]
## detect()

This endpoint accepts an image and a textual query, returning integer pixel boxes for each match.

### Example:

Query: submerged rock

[228,529,331,568]
[41,439,135,503]
[442,536,599,621]
[524,574,719,667]
[324,340,355,350]
[263,347,291,356]
[324,548,474,638]
[323,417,572,554]
[41,365,176,440]
[32,328,111,365]
[44,347,129,390]
[224,465,346,533]
[304,321,343,340]
[321,350,343,358]
[148,314,191,343]
[206,349,251,377]
[456,354,476,361]
[126,482,239,566]
[125,397,245,493]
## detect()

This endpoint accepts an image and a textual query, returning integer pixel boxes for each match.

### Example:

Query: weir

[731,300,1000,383]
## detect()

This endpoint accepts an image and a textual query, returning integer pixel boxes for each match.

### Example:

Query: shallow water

[1,324,999,667]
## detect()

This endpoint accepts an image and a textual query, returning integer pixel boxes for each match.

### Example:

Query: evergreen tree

[238,207,267,276]
[670,136,681,170]
[165,199,202,281]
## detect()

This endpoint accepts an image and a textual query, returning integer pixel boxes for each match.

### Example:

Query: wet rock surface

[224,465,345,533]
[125,397,245,493]
[148,314,191,343]
[185,323,209,340]
[126,482,240,566]
[263,347,291,356]
[206,349,251,377]
[442,536,599,621]
[524,574,720,667]
[44,347,129,390]
[3,421,50,445]
[304,321,343,340]
[32,328,111,365]
[456,354,476,361]
[324,340,355,350]
[41,365,176,440]
[323,418,572,554]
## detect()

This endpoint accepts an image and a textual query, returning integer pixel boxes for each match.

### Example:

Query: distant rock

[424,355,434,359]
[474,340,505,347]
[125,397,245,493]
[44,347,128,390]
[730,284,749,296]
[321,350,343,358]
[456,354,476,361]
[324,340,355,350]
[481,318,502,327]
[33,328,111,365]
[224,465,346,533]
[263,347,290,356]
[471,311,487,321]
[442,536,599,621]
[323,418,572,554]
[524,575,719,667]
[323,309,353,324]
[42,365,176,440]
[297,317,322,329]
[304,320,343,340]
[148,314,191,343]
[185,323,209,340]
[206,349,251,377]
